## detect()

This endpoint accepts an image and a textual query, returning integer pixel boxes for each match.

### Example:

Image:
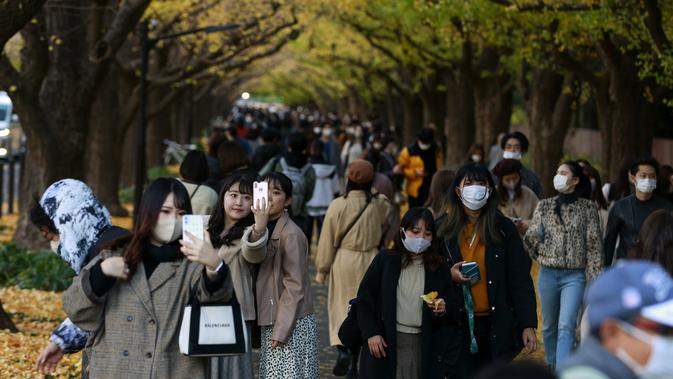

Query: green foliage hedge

[0,243,74,292]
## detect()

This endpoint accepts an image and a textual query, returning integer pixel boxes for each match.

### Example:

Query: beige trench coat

[316,190,392,345]
[63,249,233,379]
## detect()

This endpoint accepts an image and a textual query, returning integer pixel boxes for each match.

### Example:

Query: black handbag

[338,298,362,350]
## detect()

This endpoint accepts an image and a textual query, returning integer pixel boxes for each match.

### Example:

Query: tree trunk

[0,301,17,332]
[444,54,476,167]
[4,1,150,246]
[527,70,575,197]
[594,54,656,182]
[400,94,422,145]
[85,67,128,216]
[419,72,447,130]
[472,47,513,147]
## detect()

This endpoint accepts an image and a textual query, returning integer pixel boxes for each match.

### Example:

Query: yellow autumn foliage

[0,287,81,378]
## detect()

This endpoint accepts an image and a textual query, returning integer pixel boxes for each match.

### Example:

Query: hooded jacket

[40,179,130,353]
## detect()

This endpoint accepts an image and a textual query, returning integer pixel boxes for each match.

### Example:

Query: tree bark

[594,52,656,182]
[444,70,476,167]
[86,66,128,216]
[472,47,513,147]
[527,69,575,197]
[419,71,447,130]
[0,0,47,50]
[400,94,423,145]
[0,1,150,246]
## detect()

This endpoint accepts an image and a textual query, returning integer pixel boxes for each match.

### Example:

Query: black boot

[346,345,360,378]
[333,345,351,377]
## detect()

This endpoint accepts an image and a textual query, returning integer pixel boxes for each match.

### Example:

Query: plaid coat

[63,249,233,379]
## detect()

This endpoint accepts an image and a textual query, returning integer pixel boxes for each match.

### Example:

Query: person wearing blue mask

[356,207,460,379]
[559,261,673,379]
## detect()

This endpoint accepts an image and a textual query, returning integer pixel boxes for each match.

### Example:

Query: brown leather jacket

[256,211,314,343]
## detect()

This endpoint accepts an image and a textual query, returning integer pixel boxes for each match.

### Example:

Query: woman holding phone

[205,172,271,379]
[492,159,539,236]
[62,178,233,378]
[438,163,537,378]
[356,207,460,379]
[256,172,319,378]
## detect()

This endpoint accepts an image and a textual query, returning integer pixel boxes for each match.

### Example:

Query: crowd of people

[28,103,673,379]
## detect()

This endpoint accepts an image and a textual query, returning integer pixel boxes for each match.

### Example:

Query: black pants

[455,316,495,379]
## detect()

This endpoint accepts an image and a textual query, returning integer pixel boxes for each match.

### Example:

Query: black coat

[356,250,462,379]
[439,212,537,360]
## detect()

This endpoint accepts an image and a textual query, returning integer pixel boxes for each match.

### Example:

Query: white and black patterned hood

[40,179,111,273]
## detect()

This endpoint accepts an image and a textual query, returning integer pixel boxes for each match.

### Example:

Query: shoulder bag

[178,283,248,356]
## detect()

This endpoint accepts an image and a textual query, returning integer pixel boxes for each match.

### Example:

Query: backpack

[278,157,311,216]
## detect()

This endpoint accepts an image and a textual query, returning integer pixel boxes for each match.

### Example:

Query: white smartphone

[253,181,268,208]
[183,215,206,244]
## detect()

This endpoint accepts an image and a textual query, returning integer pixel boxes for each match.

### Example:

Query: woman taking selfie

[63,177,233,378]
[256,172,319,378]
[207,172,271,379]
[439,163,537,378]
[356,207,460,379]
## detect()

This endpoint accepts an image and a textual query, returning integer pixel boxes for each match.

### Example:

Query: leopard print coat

[524,197,603,281]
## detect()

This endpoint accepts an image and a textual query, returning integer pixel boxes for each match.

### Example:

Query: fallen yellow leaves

[0,287,81,378]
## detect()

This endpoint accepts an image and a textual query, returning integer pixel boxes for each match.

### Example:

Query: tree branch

[0,0,47,50]
[643,0,672,54]
[489,0,599,12]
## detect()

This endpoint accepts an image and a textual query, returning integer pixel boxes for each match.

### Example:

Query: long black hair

[208,172,256,248]
[124,178,192,275]
[561,160,591,199]
[438,163,502,245]
[391,207,443,271]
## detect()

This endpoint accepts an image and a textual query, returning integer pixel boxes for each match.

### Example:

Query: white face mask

[471,154,482,163]
[460,185,490,210]
[554,174,570,193]
[418,141,431,150]
[50,240,60,254]
[503,151,522,160]
[151,216,182,245]
[373,142,383,150]
[636,178,657,194]
[401,231,432,254]
[614,321,673,379]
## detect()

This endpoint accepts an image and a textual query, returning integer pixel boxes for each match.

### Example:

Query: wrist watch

[207,260,225,274]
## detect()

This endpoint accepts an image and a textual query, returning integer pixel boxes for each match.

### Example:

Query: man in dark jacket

[559,261,673,379]
[603,157,672,266]
[31,179,130,377]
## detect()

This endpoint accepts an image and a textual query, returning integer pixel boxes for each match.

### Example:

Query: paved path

[252,255,341,378]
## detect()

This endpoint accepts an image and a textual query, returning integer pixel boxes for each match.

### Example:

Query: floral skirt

[259,314,319,379]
